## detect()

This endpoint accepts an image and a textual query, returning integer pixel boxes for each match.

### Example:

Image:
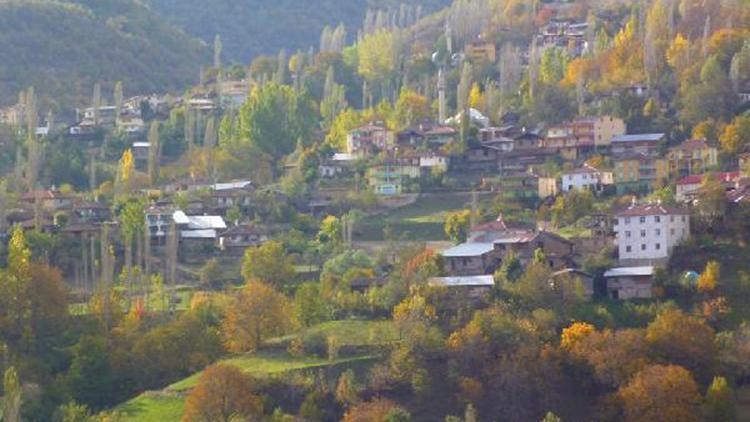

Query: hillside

[145,0,452,63]
[0,0,209,109]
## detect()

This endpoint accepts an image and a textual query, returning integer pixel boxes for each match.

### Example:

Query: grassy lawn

[115,393,185,422]
[355,193,483,241]
[115,351,379,421]
[167,352,378,392]
[68,286,196,315]
[265,319,399,348]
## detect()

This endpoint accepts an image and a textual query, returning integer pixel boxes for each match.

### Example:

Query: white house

[561,164,614,193]
[613,202,690,266]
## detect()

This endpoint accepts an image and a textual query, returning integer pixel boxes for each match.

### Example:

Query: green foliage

[444,210,472,244]
[237,83,318,163]
[294,282,330,327]
[147,0,450,62]
[65,336,115,409]
[0,0,208,108]
[704,376,736,422]
[241,240,296,287]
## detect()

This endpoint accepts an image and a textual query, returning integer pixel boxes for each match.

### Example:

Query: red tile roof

[676,172,739,186]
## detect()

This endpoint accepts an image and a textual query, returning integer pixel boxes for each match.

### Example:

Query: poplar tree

[147,121,160,186]
[92,82,101,126]
[113,81,123,123]
[3,366,21,422]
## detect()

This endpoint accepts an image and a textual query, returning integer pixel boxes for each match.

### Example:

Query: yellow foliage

[469,83,484,110]
[560,322,595,351]
[666,34,690,72]
[697,261,720,293]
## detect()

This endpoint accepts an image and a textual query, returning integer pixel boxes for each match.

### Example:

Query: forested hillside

[0,0,209,109]
[146,0,452,62]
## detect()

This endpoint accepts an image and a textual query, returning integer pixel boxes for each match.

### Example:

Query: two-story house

[613,152,668,194]
[346,123,395,156]
[611,133,665,157]
[561,164,614,193]
[666,139,718,178]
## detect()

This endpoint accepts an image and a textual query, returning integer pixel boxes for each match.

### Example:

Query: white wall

[614,213,690,262]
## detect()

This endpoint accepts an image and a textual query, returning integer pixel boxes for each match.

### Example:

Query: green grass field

[265,319,399,348]
[115,394,185,422]
[113,320,393,421]
[355,193,480,241]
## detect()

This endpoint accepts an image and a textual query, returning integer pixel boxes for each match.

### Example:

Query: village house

[20,190,73,211]
[549,268,595,300]
[145,205,177,242]
[666,139,718,177]
[429,275,496,300]
[346,122,395,156]
[496,149,557,175]
[440,243,500,276]
[576,212,616,255]
[367,159,420,195]
[207,181,255,214]
[117,115,145,137]
[0,103,27,127]
[72,201,110,223]
[561,164,614,193]
[604,266,655,299]
[441,215,576,277]
[613,152,668,194]
[484,172,558,200]
[78,105,117,127]
[537,20,589,56]
[675,172,740,202]
[218,225,268,255]
[319,153,356,178]
[610,133,664,157]
[512,131,543,151]
[219,79,251,107]
[543,116,625,160]
[465,38,497,62]
[445,108,490,128]
[132,142,150,164]
[613,202,690,266]
[397,122,457,148]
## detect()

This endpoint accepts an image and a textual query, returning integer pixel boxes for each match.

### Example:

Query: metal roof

[180,229,217,239]
[212,180,252,191]
[430,275,495,287]
[611,133,665,143]
[440,242,495,257]
[604,266,655,277]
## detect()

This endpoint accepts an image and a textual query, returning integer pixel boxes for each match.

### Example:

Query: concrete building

[604,266,655,299]
[561,164,614,193]
[613,202,690,266]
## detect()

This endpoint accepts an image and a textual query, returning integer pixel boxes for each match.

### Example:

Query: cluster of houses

[433,200,692,301]
[4,178,268,265]
[332,112,729,206]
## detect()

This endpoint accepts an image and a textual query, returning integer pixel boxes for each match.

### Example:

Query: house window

[641,230,646,237]
[626,246,632,253]
[655,243,661,250]
[625,231,631,238]
[655,229,661,236]
[671,228,675,235]
[641,244,647,250]
[655,216,661,223]
[670,216,675,222]
[625,217,631,224]
[682,215,686,222]
[639,216,646,223]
